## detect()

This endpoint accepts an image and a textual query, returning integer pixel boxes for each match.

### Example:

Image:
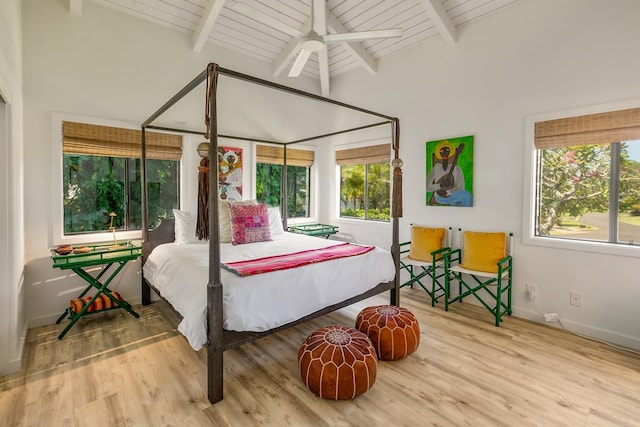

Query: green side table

[288,224,339,239]
[51,241,142,339]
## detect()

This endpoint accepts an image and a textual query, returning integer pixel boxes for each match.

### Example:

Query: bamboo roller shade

[256,145,314,167]
[63,121,183,161]
[336,143,391,166]
[534,107,640,149]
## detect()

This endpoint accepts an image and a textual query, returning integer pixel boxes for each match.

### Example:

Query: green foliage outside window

[340,162,390,221]
[63,155,178,234]
[256,163,310,218]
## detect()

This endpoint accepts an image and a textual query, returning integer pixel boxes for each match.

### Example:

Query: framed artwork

[218,146,243,201]
[425,135,473,207]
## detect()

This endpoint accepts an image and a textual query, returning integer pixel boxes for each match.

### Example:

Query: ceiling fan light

[300,31,324,52]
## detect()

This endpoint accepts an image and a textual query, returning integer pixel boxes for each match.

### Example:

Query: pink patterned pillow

[228,203,272,245]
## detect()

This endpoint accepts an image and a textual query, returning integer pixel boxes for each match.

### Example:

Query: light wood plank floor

[2,288,640,427]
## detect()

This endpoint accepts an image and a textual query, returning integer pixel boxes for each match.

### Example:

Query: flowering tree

[538,143,640,235]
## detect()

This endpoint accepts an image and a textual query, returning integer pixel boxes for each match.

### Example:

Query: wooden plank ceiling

[72,0,521,95]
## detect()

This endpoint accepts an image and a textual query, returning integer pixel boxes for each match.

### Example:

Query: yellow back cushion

[460,231,506,273]
[408,227,446,261]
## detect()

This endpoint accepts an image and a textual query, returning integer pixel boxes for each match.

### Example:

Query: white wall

[328,0,640,349]
[20,0,640,354]
[20,0,326,327]
[0,0,25,375]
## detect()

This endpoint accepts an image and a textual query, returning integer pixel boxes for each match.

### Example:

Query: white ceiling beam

[192,0,228,53]
[327,13,377,75]
[318,47,330,97]
[419,0,457,45]
[314,0,327,35]
[69,0,82,16]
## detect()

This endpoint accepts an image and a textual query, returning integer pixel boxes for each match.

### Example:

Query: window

[255,145,313,218]
[337,144,391,221]
[61,121,181,235]
[533,107,640,246]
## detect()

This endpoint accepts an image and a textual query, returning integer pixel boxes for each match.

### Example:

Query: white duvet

[143,232,395,350]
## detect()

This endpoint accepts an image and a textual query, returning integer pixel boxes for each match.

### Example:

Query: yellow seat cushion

[460,231,506,273]
[408,227,445,262]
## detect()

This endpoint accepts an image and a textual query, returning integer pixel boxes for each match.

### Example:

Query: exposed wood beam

[192,0,228,53]
[327,13,377,75]
[69,0,82,16]
[419,0,457,45]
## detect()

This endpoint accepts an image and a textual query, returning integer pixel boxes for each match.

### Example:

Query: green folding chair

[399,226,451,306]
[443,230,513,326]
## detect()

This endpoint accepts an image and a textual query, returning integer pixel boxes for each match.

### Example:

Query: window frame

[252,143,317,224]
[523,99,640,258]
[335,141,392,223]
[255,162,312,219]
[51,113,181,246]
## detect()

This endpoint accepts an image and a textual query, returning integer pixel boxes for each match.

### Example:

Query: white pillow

[173,209,198,244]
[268,207,285,235]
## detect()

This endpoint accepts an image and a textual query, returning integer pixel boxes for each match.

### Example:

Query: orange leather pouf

[298,325,377,400]
[356,305,420,361]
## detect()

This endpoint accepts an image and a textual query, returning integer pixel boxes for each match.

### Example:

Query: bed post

[206,63,225,404]
[390,118,402,306]
[281,145,288,230]
[141,127,151,305]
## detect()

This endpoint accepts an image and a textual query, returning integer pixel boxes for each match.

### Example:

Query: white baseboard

[512,306,640,352]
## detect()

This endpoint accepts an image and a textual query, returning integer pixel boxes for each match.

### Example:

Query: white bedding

[143,232,395,350]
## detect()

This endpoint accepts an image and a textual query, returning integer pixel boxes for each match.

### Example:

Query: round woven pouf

[356,305,420,361]
[298,325,377,400]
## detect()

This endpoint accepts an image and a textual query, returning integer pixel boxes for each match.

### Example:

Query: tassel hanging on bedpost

[197,155,210,240]
[391,118,403,218]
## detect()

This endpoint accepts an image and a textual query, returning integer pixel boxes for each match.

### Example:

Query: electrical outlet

[570,291,583,307]
[526,284,536,300]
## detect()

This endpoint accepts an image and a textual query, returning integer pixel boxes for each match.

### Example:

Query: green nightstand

[51,241,142,339]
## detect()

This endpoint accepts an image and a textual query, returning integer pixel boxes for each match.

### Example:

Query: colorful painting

[425,135,473,207]
[218,146,242,201]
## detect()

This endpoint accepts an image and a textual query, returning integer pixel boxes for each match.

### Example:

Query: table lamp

[109,212,121,249]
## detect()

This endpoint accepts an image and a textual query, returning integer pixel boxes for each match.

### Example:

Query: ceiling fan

[233,0,403,77]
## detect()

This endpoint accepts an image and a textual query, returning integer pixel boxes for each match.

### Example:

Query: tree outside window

[63,155,179,234]
[536,140,640,244]
[256,163,310,218]
[340,162,390,221]
[61,121,181,235]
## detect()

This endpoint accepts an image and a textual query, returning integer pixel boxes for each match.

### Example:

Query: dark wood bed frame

[140,63,403,404]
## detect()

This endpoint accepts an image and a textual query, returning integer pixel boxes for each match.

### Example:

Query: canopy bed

[140,63,403,403]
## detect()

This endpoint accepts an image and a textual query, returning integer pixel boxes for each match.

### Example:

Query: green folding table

[51,241,142,339]
[288,223,339,239]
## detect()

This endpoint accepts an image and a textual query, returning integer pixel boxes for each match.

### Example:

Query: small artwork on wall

[425,135,474,207]
[218,146,243,201]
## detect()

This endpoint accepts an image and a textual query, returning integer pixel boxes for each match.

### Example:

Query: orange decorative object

[298,325,377,400]
[356,305,420,361]
[69,292,123,314]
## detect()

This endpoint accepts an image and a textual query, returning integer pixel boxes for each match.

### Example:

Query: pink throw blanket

[222,243,375,277]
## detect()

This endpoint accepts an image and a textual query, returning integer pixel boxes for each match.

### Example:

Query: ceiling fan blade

[288,49,312,77]
[313,0,327,35]
[323,29,403,43]
[232,3,303,38]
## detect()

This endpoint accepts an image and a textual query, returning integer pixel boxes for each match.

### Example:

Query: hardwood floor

[2,288,640,426]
